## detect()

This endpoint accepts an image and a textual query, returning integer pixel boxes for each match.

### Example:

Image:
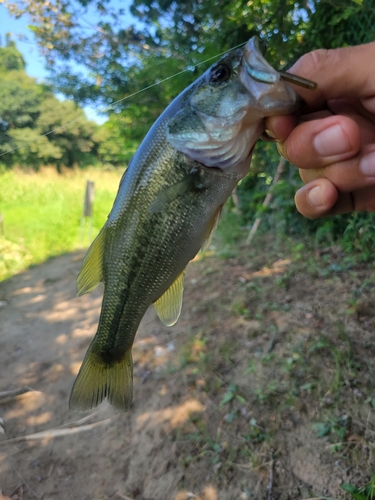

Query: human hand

[266,42,375,218]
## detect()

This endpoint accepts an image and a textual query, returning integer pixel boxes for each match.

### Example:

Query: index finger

[287,42,375,110]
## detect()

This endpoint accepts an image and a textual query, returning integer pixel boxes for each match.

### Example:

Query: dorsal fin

[153,271,185,326]
[201,205,223,252]
[76,228,106,296]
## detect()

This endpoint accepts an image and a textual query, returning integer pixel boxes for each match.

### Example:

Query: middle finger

[280,114,360,170]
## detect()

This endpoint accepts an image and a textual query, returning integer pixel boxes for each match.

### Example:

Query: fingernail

[264,129,276,139]
[313,125,349,157]
[360,151,375,176]
[308,186,324,207]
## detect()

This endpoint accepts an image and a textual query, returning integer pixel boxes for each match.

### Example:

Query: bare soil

[0,238,375,500]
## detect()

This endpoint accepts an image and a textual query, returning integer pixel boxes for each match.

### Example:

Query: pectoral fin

[153,271,185,326]
[149,178,194,213]
[76,228,106,296]
[149,169,206,213]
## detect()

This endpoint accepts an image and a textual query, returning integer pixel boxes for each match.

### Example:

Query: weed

[215,207,244,246]
[231,299,250,319]
[243,418,268,444]
[261,352,276,363]
[309,331,356,397]
[313,414,351,451]
[254,382,278,404]
[244,359,256,375]
[218,340,236,365]
[220,383,246,407]
[341,474,375,500]
[179,331,208,367]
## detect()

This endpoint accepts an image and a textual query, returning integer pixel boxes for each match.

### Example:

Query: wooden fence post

[80,181,95,246]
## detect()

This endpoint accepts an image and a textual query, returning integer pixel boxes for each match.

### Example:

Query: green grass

[0,167,123,281]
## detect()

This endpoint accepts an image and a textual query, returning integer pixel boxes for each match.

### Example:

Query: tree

[0,36,26,70]
[36,97,99,171]
[0,39,104,170]
[2,0,312,139]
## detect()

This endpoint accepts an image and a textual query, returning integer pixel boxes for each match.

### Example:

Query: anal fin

[153,271,185,326]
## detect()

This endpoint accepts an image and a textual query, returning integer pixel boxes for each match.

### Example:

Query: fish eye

[209,64,231,84]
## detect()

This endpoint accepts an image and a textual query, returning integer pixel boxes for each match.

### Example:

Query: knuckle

[293,49,330,77]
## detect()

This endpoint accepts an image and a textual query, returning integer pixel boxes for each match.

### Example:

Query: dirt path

[0,243,374,499]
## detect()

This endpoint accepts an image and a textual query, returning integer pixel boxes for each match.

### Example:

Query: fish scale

[69,36,316,412]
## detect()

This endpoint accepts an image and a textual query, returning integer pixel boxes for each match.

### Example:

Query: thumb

[288,42,375,109]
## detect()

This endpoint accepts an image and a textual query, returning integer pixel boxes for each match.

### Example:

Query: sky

[0,4,47,81]
[0,1,139,124]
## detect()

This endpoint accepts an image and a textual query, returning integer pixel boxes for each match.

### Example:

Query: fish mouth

[243,36,317,91]
[239,36,300,114]
[243,37,280,86]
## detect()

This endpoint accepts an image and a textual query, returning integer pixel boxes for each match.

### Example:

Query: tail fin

[69,348,133,412]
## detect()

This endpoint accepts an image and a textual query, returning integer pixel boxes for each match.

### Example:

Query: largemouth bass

[70,37,315,412]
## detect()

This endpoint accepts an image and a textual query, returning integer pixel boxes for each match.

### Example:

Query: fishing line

[0,41,247,159]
